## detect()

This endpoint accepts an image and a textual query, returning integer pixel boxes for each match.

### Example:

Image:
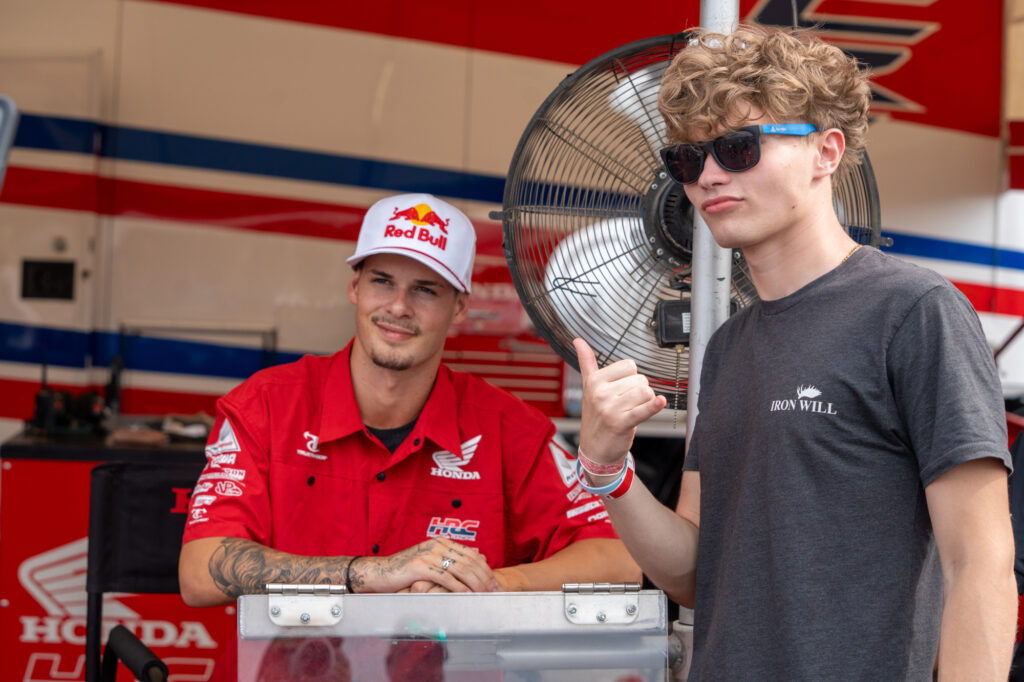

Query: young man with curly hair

[573,25,1015,679]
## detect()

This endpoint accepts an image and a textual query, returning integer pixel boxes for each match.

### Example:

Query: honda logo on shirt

[430,435,482,480]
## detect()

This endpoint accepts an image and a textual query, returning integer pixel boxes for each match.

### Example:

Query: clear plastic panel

[237,591,669,681]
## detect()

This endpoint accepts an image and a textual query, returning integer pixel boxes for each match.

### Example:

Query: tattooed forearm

[208,537,348,599]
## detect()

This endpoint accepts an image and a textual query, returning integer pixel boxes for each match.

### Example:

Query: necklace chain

[840,244,861,264]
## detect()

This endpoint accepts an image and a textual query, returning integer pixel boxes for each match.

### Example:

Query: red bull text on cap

[347,193,476,292]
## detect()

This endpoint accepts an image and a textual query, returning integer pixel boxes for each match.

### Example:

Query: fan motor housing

[654,299,691,347]
[642,174,695,270]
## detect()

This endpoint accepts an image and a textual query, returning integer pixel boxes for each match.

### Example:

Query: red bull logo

[384,202,449,250]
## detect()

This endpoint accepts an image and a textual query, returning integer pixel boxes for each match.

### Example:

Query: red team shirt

[183,342,617,568]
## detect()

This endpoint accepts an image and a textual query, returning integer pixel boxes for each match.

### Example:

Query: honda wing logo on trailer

[17,538,217,648]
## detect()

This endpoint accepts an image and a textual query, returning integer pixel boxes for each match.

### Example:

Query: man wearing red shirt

[179,192,639,606]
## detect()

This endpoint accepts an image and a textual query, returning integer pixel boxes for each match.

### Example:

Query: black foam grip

[102,625,169,682]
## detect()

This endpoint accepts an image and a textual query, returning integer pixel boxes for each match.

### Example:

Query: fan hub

[642,174,695,269]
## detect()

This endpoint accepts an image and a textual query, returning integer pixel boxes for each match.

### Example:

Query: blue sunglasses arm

[758,123,818,136]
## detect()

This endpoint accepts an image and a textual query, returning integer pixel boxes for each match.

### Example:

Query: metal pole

[685,2,739,450]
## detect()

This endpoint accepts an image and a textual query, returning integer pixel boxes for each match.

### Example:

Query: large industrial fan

[496,33,883,402]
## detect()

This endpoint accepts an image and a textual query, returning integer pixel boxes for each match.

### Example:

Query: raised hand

[573,337,666,464]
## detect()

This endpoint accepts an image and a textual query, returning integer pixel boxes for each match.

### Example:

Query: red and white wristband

[577,447,628,475]
[575,451,635,499]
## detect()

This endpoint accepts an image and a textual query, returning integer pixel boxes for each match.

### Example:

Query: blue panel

[15,112,505,204]
[883,231,1024,271]
[88,331,304,379]
[0,322,91,368]
[14,114,97,155]
[0,322,303,379]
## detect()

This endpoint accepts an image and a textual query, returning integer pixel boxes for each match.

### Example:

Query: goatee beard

[369,350,413,371]
[367,316,420,371]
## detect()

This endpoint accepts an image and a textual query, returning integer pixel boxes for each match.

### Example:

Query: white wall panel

[997,190,1024,252]
[0,204,98,331]
[465,50,572,175]
[0,0,118,119]
[8,148,99,174]
[869,118,1001,246]
[117,1,471,170]
[107,218,357,354]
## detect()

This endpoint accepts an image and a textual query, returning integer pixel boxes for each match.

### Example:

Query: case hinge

[561,582,641,624]
[265,583,346,627]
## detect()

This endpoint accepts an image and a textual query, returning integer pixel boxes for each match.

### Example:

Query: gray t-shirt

[684,246,1010,680]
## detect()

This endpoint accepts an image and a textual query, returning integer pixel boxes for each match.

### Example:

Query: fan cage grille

[502,34,881,400]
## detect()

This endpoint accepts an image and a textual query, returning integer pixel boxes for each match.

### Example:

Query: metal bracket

[265,583,346,627]
[561,582,641,625]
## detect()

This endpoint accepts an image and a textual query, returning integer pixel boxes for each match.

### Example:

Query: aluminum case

[237,584,669,680]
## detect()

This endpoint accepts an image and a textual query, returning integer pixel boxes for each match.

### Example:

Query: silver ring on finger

[441,558,453,570]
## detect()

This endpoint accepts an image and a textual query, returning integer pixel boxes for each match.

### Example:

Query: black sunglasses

[660,123,818,185]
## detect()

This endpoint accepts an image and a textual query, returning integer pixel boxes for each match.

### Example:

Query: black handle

[100,625,168,682]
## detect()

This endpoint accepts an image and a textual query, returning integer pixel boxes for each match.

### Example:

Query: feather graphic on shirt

[432,435,482,471]
[548,437,578,488]
[796,385,822,399]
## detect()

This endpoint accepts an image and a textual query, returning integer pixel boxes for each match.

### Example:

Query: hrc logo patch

[426,516,479,542]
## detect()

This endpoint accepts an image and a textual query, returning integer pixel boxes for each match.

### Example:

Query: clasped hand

[365,537,501,594]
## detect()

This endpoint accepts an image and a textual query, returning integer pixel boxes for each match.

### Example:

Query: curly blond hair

[658,25,871,184]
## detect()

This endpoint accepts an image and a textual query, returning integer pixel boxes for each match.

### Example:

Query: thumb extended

[573,337,599,381]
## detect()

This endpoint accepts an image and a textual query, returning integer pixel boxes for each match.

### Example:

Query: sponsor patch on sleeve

[214,480,244,497]
[567,482,595,503]
[198,467,246,482]
[565,499,603,519]
[205,418,241,458]
[548,436,577,488]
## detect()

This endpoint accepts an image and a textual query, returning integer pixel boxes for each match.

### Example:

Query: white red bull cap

[347,193,476,293]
